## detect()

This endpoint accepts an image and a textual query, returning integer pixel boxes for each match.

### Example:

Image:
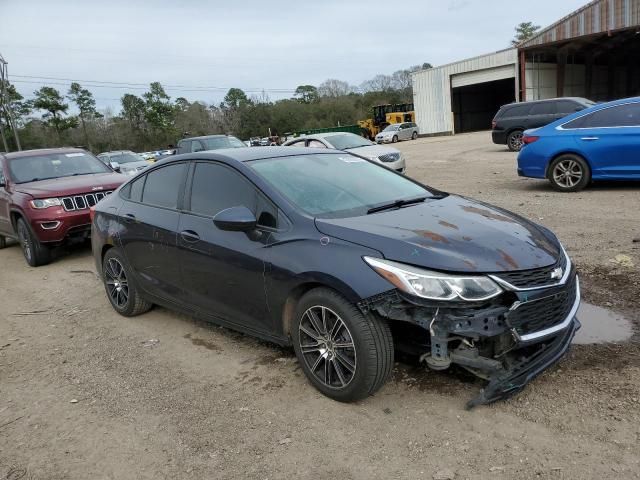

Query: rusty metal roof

[520,0,640,48]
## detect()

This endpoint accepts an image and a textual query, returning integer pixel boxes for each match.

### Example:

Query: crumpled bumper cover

[465,317,580,409]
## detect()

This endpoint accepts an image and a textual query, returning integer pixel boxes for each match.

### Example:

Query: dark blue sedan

[517,96,640,191]
[92,147,580,408]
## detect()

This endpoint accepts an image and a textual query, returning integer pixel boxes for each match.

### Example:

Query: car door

[564,102,640,178]
[177,161,278,334]
[118,162,189,304]
[0,164,12,236]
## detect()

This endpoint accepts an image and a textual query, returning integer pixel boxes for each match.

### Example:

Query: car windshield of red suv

[8,152,112,184]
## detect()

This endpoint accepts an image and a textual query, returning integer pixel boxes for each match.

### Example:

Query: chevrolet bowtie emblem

[550,267,563,280]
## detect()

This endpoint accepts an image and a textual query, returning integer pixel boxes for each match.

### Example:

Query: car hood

[376,131,397,137]
[119,161,149,171]
[347,144,400,158]
[14,172,126,198]
[315,195,560,273]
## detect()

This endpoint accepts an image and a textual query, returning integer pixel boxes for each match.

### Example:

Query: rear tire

[547,154,591,192]
[292,288,394,402]
[16,218,51,267]
[507,130,524,152]
[102,248,152,316]
[0,235,6,249]
[392,135,398,143]
[411,131,418,140]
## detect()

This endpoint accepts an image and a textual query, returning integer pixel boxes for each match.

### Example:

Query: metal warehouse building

[412,0,640,136]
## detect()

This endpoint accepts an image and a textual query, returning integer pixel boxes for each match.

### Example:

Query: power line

[10,75,296,94]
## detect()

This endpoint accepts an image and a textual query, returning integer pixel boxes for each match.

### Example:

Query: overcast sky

[0,0,587,112]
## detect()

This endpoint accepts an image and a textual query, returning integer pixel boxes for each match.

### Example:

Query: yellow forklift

[358,103,415,139]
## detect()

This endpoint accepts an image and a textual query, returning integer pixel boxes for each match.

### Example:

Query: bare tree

[318,79,353,97]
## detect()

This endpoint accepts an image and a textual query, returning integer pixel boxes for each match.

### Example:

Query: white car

[283,132,406,173]
[376,122,419,143]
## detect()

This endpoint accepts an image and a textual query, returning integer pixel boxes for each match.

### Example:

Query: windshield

[203,136,247,150]
[249,153,434,218]
[323,133,373,150]
[109,152,146,164]
[383,125,400,132]
[8,152,111,184]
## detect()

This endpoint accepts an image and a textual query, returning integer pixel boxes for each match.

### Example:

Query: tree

[222,88,250,110]
[317,79,353,98]
[143,82,174,132]
[511,22,540,46]
[294,85,318,103]
[67,82,101,148]
[32,86,76,141]
[360,74,393,93]
[0,81,30,151]
[121,93,146,131]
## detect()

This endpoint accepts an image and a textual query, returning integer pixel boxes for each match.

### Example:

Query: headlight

[124,169,138,176]
[30,198,62,209]
[364,257,502,301]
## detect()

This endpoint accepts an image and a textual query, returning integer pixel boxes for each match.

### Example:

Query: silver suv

[376,122,419,143]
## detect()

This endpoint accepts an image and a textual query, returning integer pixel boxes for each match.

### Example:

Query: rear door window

[528,103,555,115]
[504,104,532,117]
[141,163,187,209]
[564,103,640,129]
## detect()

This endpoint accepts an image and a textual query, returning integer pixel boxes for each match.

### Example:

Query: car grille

[493,251,568,289]
[60,191,113,211]
[507,274,577,336]
[378,153,400,163]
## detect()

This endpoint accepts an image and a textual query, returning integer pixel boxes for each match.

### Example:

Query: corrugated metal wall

[521,0,640,48]
[411,49,518,135]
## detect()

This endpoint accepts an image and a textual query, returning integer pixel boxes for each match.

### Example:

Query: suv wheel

[292,288,394,402]
[507,130,524,152]
[102,249,152,316]
[16,218,51,267]
[548,154,590,192]
[411,131,418,140]
[392,135,398,143]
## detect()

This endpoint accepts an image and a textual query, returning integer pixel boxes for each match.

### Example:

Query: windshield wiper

[367,196,428,214]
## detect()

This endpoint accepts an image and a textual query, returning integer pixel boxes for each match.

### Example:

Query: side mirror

[575,107,584,112]
[213,206,257,232]
[110,161,121,172]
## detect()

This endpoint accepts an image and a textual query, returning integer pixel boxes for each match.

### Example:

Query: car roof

[180,134,233,141]
[3,147,87,160]
[154,146,342,165]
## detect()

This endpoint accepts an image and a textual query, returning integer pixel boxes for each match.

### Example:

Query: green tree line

[0,63,431,153]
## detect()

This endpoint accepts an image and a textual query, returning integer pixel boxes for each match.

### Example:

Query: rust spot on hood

[463,260,478,270]
[415,230,450,243]
[462,205,516,223]
[497,249,519,269]
[438,220,459,230]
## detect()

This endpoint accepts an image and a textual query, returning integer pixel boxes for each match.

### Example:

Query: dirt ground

[1,131,639,480]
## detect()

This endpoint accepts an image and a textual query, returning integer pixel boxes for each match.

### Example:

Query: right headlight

[364,257,502,301]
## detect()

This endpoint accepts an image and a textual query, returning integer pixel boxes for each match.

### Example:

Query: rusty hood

[314,195,561,273]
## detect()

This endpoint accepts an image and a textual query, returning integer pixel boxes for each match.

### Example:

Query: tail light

[522,135,540,145]
[89,205,96,222]
[491,120,497,129]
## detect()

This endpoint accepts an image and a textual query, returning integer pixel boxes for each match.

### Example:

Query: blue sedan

[517,96,640,191]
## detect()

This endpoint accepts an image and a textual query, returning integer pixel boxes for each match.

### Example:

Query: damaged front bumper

[358,272,581,408]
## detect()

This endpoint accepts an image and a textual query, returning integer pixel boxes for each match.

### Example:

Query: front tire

[102,249,152,316]
[507,130,524,152]
[548,154,591,192]
[392,135,398,143]
[16,218,50,267]
[292,288,394,402]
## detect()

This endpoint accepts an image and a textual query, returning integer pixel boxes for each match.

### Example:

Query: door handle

[180,230,200,243]
[580,137,599,141]
[123,213,136,223]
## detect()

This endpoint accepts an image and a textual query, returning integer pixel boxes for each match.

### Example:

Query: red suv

[0,148,125,266]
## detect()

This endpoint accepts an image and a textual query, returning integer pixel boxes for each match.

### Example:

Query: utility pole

[0,52,22,151]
